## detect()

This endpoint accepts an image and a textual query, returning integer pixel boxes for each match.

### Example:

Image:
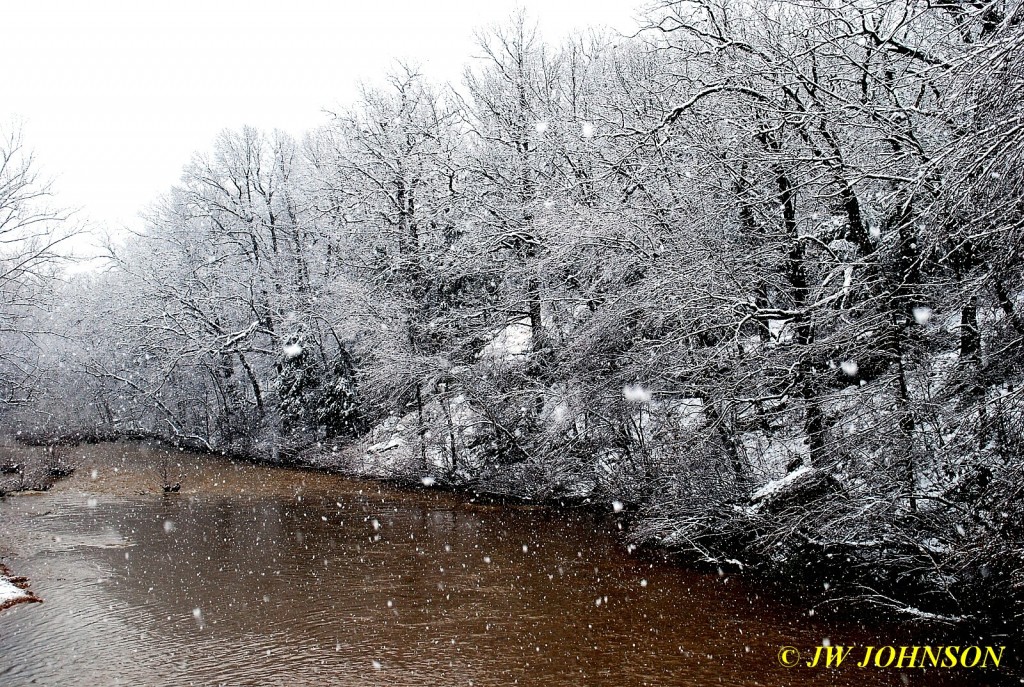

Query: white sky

[2,0,645,243]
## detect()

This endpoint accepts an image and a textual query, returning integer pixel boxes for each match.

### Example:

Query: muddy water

[0,442,1001,686]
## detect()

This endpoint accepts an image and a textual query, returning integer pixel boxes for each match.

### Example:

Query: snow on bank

[0,565,40,611]
[751,465,814,501]
[0,577,28,605]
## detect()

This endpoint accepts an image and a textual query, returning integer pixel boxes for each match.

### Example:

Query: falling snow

[912,306,932,325]
[622,384,652,403]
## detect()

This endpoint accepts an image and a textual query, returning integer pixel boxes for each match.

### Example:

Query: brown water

[0,442,1003,686]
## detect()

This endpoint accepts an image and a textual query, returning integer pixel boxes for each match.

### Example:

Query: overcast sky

[1,1,645,244]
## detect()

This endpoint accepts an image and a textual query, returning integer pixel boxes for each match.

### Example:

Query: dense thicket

[4,0,1023,628]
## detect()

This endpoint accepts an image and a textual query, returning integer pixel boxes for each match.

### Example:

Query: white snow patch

[768,318,791,343]
[477,318,533,361]
[581,122,595,138]
[0,577,30,607]
[534,121,549,134]
[550,402,569,425]
[840,360,859,376]
[368,437,405,453]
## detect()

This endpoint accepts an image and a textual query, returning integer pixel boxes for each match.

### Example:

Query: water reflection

[0,442,999,686]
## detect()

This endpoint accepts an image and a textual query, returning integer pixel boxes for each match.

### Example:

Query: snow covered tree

[0,126,75,414]
[276,337,363,440]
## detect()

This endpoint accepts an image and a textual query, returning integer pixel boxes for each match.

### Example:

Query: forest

[2,0,1022,632]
